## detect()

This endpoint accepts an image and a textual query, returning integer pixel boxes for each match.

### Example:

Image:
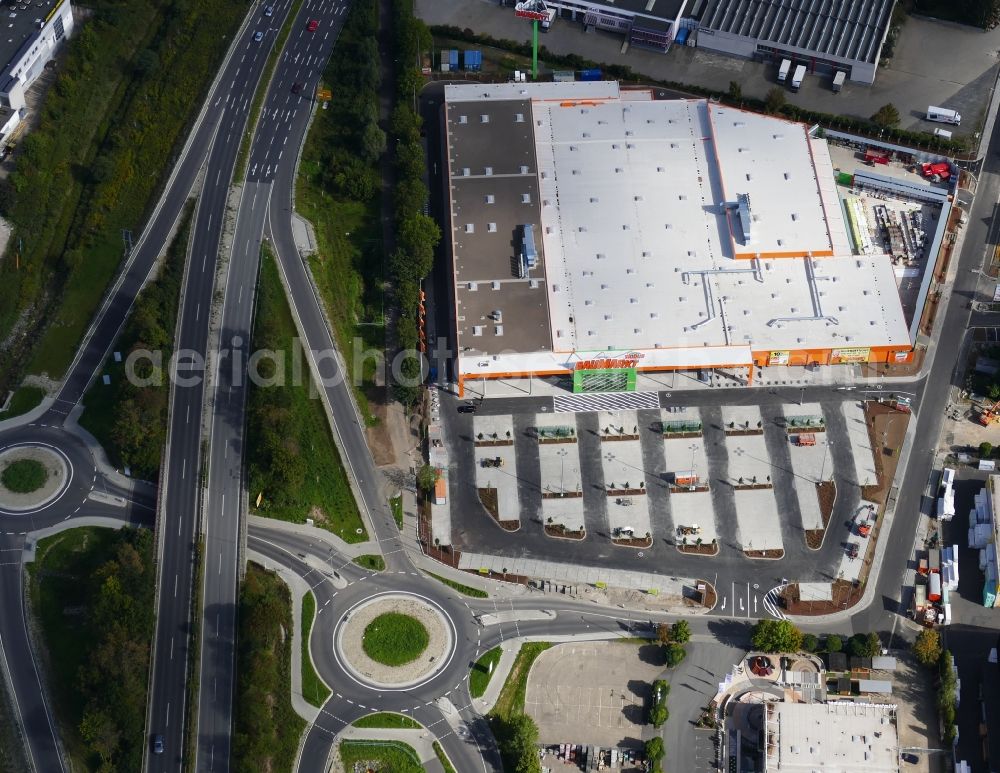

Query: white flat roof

[443,83,911,377]
[768,702,899,772]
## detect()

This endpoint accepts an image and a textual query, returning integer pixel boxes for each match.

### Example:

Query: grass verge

[489,642,551,720]
[0,385,45,420]
[28,527,154,771]
[300,590,330,708]
[353,712,422,729]
[390,494,403,529]
[234,0,305,183]
[77,200,194,481]
[433,741,457,773]
[0,459,47,493]
[470,647,502,699]
[247,247,366,542]
[296,0,383,423]
[423,571,489,599]
[0,668,29,772]
[339,741,423,773]
[233,563,305,771]
[353,554,385,571]
[362,613,428,666]
[0,0,248,393]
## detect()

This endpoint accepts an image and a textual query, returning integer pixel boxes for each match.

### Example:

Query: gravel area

[338,595,453,688]
[0,445,69,511]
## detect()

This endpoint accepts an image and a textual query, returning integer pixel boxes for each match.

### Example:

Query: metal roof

[699,0,895,65]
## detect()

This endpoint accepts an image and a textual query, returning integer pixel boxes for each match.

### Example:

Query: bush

[645,737,665,773]
[493,714,542,773]
[981,441,994,459]
[664,643,687,668]
[848,632,882,658]
[801,634,819,652]
[826,635,843,653]
[669,620,691,645]
[871,103,901,128]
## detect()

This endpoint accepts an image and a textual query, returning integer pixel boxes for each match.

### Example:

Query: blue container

[675,27,689,45]
[579,68,602,81]
[449,49,459,69]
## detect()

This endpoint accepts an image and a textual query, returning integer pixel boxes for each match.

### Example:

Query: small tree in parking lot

[417,464,438,493]
[870,103,900,128]
[664,643,687,668]
[645,737,665,773]
[914,629,942,668]
[670,620,691,645]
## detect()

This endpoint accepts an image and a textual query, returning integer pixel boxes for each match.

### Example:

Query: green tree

[751,619,803,653]
[913,629,942,667]
[664,643,687,668]
[764,87,786,114]
[826,634,843,653]
[645,737,665,773]
[981,441,993,459]
[801,633,819,652]
[670,620,692,645]
[728,80,742,100]
[496,714,542,773]
[417,464,438,493]
[848,632,882,658]
[870,103,901,128]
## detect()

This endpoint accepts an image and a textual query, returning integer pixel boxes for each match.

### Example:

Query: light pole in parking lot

[819,439,833,483]
[557,448,568,495]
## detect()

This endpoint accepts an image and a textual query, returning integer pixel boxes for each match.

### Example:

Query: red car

[307,19,318,31]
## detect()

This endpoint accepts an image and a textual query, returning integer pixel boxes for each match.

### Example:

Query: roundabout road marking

[333,590,460,693]
[0,442,75,516]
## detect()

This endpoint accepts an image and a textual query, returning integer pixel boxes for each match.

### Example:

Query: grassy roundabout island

[1,459,48,493]
[362,612,429,666]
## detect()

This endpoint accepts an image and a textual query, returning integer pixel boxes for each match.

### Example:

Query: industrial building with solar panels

[439,80,920,398]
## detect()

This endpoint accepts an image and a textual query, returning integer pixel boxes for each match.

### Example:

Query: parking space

[835,500,879,582]
[662,436,709,488]
[669,491,717,545]
[726,435,774,487]
[473,413,514,443]
[525,641,664,748]
[842,401,879,486]
[541,496,586,533]
[720,405,763,433]
[474,444,520,522]
[733,489,784,553]
[600,437,652,541]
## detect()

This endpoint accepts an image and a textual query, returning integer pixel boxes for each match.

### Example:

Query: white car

[254,31,264,42]
[264,4,273,16]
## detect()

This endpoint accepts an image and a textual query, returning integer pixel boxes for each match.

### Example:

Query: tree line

[390,0,440,406]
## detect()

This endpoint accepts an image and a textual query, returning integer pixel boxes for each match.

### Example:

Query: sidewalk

[329,726,447,773]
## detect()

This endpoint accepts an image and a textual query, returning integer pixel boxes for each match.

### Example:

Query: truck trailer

[832,71,846,92]
[790,64,805,92]
[777,58,791,82]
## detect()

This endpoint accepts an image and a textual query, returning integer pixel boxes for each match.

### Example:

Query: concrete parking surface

[417,0,1000,136]
[525,640,665,747]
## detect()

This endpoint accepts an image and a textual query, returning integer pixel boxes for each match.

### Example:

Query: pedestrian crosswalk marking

[553,391,660,413]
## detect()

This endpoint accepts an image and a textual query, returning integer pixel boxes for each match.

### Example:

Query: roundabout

[335,592,456,691]
[0,443,73,514]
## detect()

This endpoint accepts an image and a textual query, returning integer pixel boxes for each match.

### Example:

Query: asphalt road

[193,0,356,769]
[144,3,300,770]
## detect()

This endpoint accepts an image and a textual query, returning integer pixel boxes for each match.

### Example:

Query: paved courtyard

[525,641,665,748]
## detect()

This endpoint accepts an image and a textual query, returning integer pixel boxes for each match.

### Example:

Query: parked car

[457,402,477,414]
[847,543,859,560]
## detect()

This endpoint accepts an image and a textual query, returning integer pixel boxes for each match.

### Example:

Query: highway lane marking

[219,552,223,575]
[170,636,174,660]
[221,493,225,515]
[186,405,191,424]
[195,303,200,322]
[182,459,186,479]
[174,574,179,597]
[238,284,244,304]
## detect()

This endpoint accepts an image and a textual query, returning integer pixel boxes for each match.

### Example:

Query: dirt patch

[785,425,826,434]
[474,439,514,448]
[732,483,773,491]
[538,437,577,445]
[599,434,640,442]
[860,402,909,506]
[477,488,519,531]
[743,548,784,559]
[541,491,583,500]
[661,431,702,439]
[612,535,653,549]
[607,487,646,496]
[678,542,719,556]
[544,524,586,540]
[670,485,710,494]
[309,506,328,524]
[782,579,862,616]
[806,481,836,549]
[365,397,397,466]
[724,428,764,436]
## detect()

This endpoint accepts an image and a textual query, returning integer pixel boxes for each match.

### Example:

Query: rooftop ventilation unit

[737,193,753,242]
[518,224,538,277]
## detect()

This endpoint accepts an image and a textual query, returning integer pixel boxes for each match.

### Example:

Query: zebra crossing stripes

[762,586,787,619]
[553,391,661,413]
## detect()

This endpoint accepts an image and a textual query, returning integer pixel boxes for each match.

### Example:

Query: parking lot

[417,0,1000,137]
[525,641,665,748]
[448,398,879,562]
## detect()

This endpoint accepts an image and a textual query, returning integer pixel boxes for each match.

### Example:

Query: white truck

[832,71,846,93]
[777,58,791,82]
[540,7,556,31]
[927,105,961,125]
[790,64,805,92]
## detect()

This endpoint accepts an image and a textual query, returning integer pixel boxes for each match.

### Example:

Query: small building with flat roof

[0,0,73,112]
[440,81,912,397]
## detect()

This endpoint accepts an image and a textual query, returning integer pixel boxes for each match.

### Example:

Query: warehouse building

[0,0,74,112]
[440,81,912,397]
[691,0,896,84]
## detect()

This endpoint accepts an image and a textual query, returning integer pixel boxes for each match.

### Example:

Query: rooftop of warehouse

[0,0,65,75]
[442,83,910,361]
[767,702,899,772]
[697,0,894,65]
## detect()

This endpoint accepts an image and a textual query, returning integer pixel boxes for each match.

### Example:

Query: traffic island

[336,593,455,689]
[477,487,519,531]
[0,444,71,513]
[677,539,718,556]
[806,480,837,549]
[544,523,586,540]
